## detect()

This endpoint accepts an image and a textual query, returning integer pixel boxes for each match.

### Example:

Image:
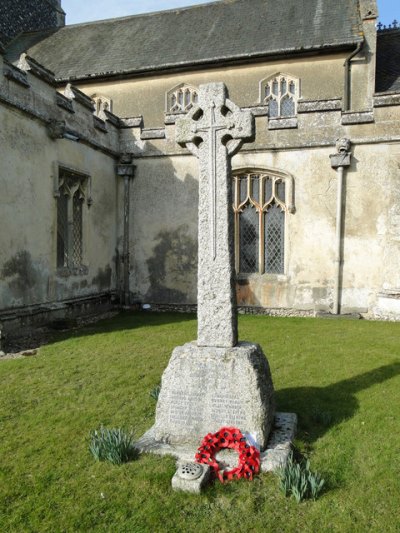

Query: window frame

[232,167,295,277]
[53,164,92,275]
[165,83,199,114]
[259,73,300,119]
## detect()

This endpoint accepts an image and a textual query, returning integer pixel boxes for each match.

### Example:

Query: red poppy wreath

[195,427,260,483]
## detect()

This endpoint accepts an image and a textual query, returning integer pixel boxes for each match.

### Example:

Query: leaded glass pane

[264,177,273,203]
[289,81,296,94]
[276,180,286,202]
[272,80,278,95]
[268,99,278,118]
[240,205,259,274]
[57,194,68,268]
[265,204,285,274]
[281,96,295,117]
[265,85,270,98]
[250,175,260,203]
[281,79,287,94]
[184,89,190,107]
[72,192,83,266]
[239,176,248,203]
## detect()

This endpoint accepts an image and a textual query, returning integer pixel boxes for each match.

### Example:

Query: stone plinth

[153,341,275,450]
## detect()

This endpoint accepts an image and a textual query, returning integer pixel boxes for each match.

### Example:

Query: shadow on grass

[5,311,197,352]
[276,361,400,444]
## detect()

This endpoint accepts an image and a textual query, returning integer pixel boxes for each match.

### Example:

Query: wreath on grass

[195,427,260,483]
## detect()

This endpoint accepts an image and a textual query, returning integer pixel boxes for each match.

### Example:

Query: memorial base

[136,412,297,473]
[151,341,275,450]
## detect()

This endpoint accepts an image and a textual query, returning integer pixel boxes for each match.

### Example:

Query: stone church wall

[0,51,123,339]
[0,0,65,44]
[104,59,400,319]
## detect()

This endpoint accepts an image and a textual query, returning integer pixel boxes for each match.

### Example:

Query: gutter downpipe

[330,140,352,315]
[116,155,136,307]
[344,41,363,111]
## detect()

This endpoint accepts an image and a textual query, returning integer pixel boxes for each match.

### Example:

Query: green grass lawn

[1,312,400,532]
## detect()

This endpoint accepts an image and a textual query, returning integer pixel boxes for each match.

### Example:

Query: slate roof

[376,30,400,93]
[6,0,363,82]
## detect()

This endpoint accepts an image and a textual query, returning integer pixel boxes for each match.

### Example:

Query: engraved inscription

[211,395,247,427]
[168,391,203,426]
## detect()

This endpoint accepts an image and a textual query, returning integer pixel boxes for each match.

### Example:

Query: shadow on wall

[146,224,197,303]
[131,141,199,305]
[276,361,400,445]
[1,250,46,306]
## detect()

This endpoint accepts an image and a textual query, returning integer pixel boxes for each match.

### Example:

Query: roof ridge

[64,0,227,28]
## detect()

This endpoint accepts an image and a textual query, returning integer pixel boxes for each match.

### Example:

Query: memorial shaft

[176,83,254,348]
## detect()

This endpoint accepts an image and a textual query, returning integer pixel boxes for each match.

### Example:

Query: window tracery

[166,83,199,113]
[91,94,112,119]
[260,74,299,118]
[232,170,294,275]
[55,168,91,272]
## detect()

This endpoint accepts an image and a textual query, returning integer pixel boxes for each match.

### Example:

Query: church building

[1,0,400,341]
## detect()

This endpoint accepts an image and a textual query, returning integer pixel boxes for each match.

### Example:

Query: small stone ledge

[378,289,400,299]
[56,92,74,113]
[341,111,374,125]
[120,116,143,128]
[93,115,107,132]
[17,54,56,86]
[64,83,95,111]
[141,128,166,140]
[104,109,121,127]
[374,93,400,107]
[3,62,30,87]
[298,98,342,113]
[243,105,269,117]
[165,112,185,125]
[268,117,298,130]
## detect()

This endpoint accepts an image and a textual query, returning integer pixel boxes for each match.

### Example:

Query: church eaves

[6,0,362,83]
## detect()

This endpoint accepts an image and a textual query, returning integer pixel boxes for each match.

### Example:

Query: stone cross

[176,83,254,348]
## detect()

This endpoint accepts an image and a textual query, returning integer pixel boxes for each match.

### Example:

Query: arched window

[91,94,112,119]
[232,170,294,275]
[260,74,300,118]
[166,83,199,113]
[55,167,91,272]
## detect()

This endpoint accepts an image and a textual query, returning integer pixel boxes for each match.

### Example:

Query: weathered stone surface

[171,462,211,493]
[153,341,275,450]
[341,111,374,124]
[268,117,298,130]
[140,128,166,140]
[297,98,342,113]
[176,82,254,348]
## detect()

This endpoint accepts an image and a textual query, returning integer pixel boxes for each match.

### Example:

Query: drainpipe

[344,41,363,111]
[116,154,136,307]
[330,139,352,315]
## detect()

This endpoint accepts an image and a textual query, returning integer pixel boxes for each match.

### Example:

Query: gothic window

[91,94,112,119]
[166,83,199,113]
[55,167,91,272]
[260,74,299,118]
[233,171,293,275]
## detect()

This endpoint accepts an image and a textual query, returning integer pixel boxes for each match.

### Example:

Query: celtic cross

[176,83,254,348]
